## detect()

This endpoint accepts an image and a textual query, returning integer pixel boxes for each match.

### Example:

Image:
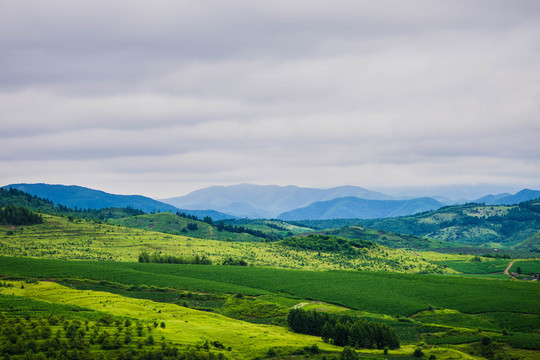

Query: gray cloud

[1,1,539,198]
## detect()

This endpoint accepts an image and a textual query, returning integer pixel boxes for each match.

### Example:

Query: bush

[413,348,424,357]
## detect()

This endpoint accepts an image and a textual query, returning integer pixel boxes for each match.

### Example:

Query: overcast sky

[1,0,539,199]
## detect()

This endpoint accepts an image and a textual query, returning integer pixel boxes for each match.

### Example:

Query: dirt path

[504,260,516,278]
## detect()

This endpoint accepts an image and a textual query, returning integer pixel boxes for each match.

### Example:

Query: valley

[0,186,538,359]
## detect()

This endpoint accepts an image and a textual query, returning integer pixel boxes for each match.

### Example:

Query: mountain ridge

[161,183,391,218]
[475,189,540,205]
[277,196,445,220]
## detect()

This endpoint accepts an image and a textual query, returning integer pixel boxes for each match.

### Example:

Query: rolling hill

[161,184,391,218]
[278,196,444,220]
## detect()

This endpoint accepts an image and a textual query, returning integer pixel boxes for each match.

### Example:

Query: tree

[340,346,358,360]
[516,267,522,274]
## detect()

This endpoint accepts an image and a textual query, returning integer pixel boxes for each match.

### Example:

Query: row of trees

[287,308,399,350]
[138,252,212,265]
[0,204,43,225]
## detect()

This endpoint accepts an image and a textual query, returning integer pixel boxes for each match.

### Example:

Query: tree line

[0,204,43,225]
[138,252,212,265]
[287,308,399,350]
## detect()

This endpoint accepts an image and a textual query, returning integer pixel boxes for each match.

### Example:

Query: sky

[1,0,539,199]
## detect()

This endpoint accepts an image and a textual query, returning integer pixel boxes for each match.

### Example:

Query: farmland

[0,256,537,319]
[0,206,539,359]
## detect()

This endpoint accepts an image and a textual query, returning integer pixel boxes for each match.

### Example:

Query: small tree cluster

[138,252,212,265]
[288,308,399,350]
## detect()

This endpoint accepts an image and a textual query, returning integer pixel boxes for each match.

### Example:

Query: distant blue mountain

[161,183,390,218]
[277,196,445,220]
[3,183,235,220]
[475,189,540,205]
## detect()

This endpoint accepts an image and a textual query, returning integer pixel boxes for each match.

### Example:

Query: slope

[355,200,540,247]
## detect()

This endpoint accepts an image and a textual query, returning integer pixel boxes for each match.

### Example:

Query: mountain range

[161,184,391,218]
[3,183,540,221]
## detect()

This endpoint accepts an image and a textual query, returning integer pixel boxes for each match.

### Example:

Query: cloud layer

[1,1,539,198]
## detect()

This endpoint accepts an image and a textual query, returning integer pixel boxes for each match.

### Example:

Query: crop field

[0,215,452,273]
[0,256,537,319]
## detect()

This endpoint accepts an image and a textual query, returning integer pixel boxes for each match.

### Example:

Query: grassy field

[0,214,452,273]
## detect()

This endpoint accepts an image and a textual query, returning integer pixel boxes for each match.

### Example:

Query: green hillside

[514,231,540,252]
[350,200,540,248]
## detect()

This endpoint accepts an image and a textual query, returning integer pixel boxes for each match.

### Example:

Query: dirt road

[504,259,515,278]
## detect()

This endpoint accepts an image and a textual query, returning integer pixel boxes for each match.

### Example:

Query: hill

[161,184,390,218]
[110,212,281,242]
[476,189,540,205]
[3,183,234,220]
[278,196,444,220]
[354,199,540,247]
